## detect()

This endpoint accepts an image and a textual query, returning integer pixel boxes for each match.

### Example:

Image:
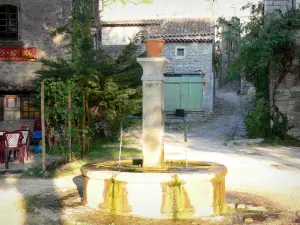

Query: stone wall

[264,0,292,13]
[102,42,214,112]
[0,0,72,58]
[0,0,72,121]
[0,120,35,132]
[271,73,300,138]
[0,0,72,83]
[101,42,212,74]
[162,43,212,74]
[163,42,213,112]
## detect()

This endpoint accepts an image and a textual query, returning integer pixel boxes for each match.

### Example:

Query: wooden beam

[68,89,72,162]
[41,80,46,170]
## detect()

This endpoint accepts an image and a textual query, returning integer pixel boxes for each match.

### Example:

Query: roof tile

[103,18,214,42]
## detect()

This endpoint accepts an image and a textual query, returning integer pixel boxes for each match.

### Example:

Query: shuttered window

[0,5,18,40]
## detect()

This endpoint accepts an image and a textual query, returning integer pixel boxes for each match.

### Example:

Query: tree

[36,0,144,157]
[231,3,300,100]
[223,2,300,138]
[215,17,242,84]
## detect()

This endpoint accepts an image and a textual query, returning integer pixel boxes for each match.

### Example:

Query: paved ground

[1,87,300,224]
[163,89,300,214]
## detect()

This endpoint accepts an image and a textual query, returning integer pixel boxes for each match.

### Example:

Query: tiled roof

[102,18,214,43]
[102,19,162,26]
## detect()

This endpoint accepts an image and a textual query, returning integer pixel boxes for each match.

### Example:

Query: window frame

[175,46,186,59]
[5,95,18,110]
[296,0,300,8]
[20,98,40,120]
[0,4,18,41]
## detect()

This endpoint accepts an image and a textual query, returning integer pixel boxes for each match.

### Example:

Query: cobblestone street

[1,89,300,224]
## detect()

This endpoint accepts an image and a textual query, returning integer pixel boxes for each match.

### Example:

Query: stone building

[215,17,240,89]
[101,0,215,112]
[264,0,300,138]
[0,0,215,126]
[102,19,214,112]
[264,0,296,13]
[0,0,72,128]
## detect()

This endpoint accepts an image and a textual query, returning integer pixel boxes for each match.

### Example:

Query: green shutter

[164,76,203,113]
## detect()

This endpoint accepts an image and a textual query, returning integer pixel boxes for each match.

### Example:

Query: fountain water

[81,57,227,219]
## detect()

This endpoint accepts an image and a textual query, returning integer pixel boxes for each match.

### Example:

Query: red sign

[0,47,36,61]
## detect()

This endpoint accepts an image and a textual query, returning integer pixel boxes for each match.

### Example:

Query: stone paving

[0,150,61,173]
[25,187,292,225]
[1,88,300,224]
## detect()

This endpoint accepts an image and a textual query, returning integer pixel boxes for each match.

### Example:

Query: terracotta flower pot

[144,39,165,57]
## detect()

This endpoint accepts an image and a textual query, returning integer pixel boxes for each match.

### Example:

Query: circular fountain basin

[81,160,227,219]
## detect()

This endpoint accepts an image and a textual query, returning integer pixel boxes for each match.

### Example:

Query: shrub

[270,105,293,139]
[245,97,293,139]
[245,98,270,138]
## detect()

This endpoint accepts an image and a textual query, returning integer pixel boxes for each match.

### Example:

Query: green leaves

[225,5,300,96]
[36,0,143,141]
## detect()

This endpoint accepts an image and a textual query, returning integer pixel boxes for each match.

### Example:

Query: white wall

[102,26,145,45]
[102,0,213,20]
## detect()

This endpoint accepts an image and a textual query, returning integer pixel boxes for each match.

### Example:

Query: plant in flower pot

[142,29,166,57]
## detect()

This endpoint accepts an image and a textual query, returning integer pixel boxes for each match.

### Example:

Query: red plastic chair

[3,132,24,169]
[0,131,7,164]
[0,130,7,136]
[20,126,30,130]
[0,136,6,165]
[34,119,42,131]
[15,130,31,161]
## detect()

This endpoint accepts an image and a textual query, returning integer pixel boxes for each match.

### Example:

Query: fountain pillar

[137,57,169,168]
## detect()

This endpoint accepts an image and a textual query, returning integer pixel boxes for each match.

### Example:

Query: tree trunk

[41,80,46,170]
[82,95,86,156]
[68,89,72,162]
[85,96,90,152]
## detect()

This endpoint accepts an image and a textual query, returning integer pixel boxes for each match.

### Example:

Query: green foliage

[22,139,141,178]
[216,17,242,54]
[230,2,300,97]
[22,165,52,178]
[91,42,143,139]
[260,136,300,147]
[245,98,271,138]
[215,17,242,83]
[213,42,222,76]
[35,77,86,158]
[245,97,292,139]
[88,139,141,161]
[223,2,300,140]
[271,105,293,139]
[36,0,143,147]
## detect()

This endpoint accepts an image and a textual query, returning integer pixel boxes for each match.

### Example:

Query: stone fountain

[81,57,227,219]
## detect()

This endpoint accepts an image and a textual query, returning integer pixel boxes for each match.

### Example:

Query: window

[20,99,40,119]
[5,95,17,109]
[177,48,184,56]
[175,46,186,59]
[0,5,18,40]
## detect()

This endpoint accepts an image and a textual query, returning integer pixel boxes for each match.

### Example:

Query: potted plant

[144,39,165,57]
[142,26,166,57]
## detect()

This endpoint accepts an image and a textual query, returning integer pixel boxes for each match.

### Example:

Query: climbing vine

[217,2,300,138]
[215,16,242,82]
